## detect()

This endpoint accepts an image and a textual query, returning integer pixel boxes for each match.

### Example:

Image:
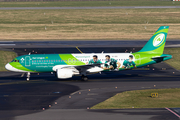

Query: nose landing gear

[27,72,30,81]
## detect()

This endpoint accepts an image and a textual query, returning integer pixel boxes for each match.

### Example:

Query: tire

[81,76,88,81]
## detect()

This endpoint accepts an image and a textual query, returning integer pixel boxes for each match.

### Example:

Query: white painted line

[165,107,180,118]
[0,44,16,46]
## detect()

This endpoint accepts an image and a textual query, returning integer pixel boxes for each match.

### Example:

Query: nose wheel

[81,75,88,81]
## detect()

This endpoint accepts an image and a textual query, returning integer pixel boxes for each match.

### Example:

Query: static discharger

[151,93,158,98]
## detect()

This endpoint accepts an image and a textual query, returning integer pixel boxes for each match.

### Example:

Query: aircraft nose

[5,63,12,71]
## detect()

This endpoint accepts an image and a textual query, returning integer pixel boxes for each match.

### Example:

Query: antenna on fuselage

[29,52,31,55]
[101,51,104,54]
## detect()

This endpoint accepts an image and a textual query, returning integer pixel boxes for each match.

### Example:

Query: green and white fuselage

[5,26,172,80]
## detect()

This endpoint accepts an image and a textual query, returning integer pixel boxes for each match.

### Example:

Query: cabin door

[25,56,30,66]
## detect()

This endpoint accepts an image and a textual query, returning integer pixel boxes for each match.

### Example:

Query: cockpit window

[11,59,19,62]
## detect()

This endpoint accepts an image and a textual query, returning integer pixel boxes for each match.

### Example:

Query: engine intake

[56,69,73,79]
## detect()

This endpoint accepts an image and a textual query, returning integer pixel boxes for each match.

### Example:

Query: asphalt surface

[0,46,180,120]
[0,6,180,10]
[0,40,180,48]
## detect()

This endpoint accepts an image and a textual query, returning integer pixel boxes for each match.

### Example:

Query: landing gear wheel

[26,72,30,81]
[81,76,88,81]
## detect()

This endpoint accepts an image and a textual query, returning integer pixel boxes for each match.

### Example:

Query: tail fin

[138,26,169,54]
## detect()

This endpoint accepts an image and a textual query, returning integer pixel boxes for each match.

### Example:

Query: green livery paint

[137,26,168,54]
[59,54,85,65]
[9,62,34,72]
[132,26,171,69]
[5,26,172,80]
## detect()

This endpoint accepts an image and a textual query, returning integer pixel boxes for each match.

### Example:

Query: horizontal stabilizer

[151,56,169,63]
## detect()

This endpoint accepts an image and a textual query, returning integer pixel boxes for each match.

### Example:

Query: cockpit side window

[11,59,19,62]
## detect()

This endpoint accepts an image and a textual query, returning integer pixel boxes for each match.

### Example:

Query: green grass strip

[164,48,180,70]
[91,88,180,109]
[0,50,17,71]
[0,1,180,7]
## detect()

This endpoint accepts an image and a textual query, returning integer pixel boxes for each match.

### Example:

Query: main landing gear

[81,75,88,81]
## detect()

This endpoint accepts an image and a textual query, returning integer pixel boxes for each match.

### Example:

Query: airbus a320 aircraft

[5,26,172,81]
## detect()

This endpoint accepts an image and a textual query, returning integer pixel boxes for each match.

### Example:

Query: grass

[91,88,180,109]
[0,1,180,7]
[164,48,180,70]
[90,48,180,109]
[0,51,17,71]
[0,9,180,40]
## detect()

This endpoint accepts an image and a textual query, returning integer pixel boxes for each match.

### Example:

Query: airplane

[5,26,172,81]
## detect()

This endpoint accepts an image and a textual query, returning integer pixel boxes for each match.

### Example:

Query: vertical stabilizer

[138,26,169,54]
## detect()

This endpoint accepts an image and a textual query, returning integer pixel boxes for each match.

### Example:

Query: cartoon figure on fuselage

[86,55,102,64]
[5,26,172,81]
[104,55,121,71]
[122,55,136,69]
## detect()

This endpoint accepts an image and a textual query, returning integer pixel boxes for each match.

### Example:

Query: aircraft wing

[55,63,104,74]
[73,64,102,70]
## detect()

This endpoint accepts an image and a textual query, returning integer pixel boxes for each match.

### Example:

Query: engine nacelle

[56,69,73,79]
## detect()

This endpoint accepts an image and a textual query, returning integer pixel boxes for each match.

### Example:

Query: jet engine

[56,69,73,79]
